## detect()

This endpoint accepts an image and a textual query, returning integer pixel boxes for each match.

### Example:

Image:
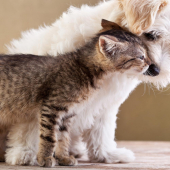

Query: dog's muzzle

[144,64,160,76]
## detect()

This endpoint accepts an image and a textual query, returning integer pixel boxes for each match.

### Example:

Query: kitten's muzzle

[144,64,160,76]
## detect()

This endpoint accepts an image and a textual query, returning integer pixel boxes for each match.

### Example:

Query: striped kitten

[0,20,154,167]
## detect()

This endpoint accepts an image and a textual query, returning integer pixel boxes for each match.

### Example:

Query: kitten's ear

[101,19,123,30]
[99,35,126,57]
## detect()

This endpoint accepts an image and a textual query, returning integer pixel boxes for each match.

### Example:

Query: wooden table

[1,141,170,170]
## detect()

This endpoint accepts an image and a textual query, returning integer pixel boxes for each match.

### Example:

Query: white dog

[1,0,170,165]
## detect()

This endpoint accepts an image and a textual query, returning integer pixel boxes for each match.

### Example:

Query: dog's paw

[58,155,78,166]
[6,148,37,165]
[106,148,135,163]
[90,148,135,164]
[69,141,87,159]
[69,149,86,159]
[37,155,56,167]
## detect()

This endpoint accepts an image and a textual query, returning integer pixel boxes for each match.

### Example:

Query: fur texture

[2,0,170,165]
[0,23,152,167]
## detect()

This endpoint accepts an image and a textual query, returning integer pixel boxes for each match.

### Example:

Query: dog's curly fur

[1,0,170,165]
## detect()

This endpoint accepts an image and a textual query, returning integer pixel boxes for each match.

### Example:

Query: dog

[1,0,170,165]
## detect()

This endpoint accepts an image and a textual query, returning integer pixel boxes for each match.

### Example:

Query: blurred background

[1,0,170,141]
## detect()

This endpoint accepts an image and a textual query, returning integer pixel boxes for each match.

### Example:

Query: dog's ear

[101,19,123,30]
[99,35,127,57]
[120,0,168,35]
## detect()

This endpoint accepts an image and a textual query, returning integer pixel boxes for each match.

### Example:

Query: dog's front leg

[83,105,135,163]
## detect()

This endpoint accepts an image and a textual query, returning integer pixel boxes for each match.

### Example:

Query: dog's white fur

[2,0,170,165]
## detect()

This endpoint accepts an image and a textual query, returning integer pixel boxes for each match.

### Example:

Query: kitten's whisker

[149,82,156,96]
[146,82,150,95]
[142,82,146,96]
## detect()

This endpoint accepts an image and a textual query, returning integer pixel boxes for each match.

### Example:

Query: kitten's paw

[58,155,78,166]
[91,148,135,164]
[37,155,56,167]
[6,148,37,165]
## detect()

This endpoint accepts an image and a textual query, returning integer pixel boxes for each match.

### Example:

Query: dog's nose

[144,64,160,76]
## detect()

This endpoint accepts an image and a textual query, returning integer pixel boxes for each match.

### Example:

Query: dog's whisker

[142,82,146,96]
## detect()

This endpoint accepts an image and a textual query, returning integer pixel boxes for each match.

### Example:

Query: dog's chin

[139,69,170,89]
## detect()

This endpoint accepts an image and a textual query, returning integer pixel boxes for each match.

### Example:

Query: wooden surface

[1,141,170,170]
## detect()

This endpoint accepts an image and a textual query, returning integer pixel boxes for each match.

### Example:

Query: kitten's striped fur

[0,20,152,167]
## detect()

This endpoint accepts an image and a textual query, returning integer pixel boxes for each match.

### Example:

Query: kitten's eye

[139,56,144,60]
[144,31,160,41]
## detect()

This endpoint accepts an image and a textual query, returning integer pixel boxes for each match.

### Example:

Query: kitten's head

[97,19,159,77]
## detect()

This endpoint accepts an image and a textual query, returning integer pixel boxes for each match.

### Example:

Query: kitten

[0,19,153,167]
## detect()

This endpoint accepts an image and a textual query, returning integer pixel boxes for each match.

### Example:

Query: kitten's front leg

[37,102,77,167]
[55,114,77,166]
[37,103,58,167]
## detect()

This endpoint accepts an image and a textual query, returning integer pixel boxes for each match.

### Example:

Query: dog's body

[1,0,170,165]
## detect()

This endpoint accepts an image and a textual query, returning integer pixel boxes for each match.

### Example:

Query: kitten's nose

[144,64,160,76]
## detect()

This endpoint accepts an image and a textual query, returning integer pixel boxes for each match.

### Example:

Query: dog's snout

[144,64,160,76]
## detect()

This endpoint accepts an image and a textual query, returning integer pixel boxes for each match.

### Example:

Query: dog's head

[109,0,170,88]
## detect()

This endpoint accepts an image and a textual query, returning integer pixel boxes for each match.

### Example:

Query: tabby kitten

[0,19,152,167]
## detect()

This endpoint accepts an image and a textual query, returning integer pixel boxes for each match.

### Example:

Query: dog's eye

[144,31,160,41]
